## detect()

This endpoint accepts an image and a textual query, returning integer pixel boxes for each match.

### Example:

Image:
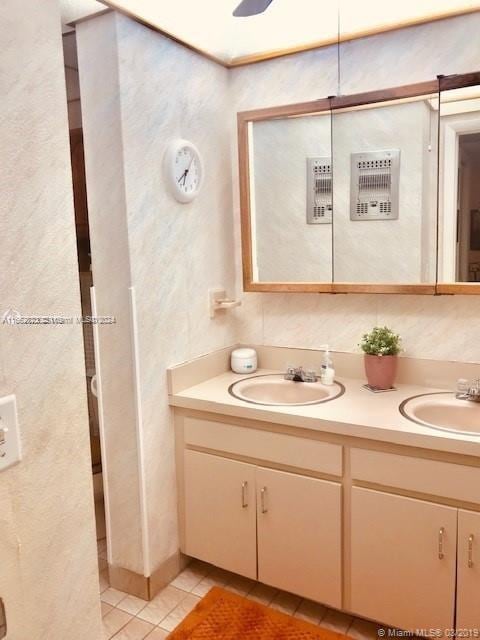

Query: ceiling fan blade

[233,0,274,17]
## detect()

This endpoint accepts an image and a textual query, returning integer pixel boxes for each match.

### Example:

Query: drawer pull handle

[468,534,474,568]
[438,527,445,560]
[260,487,268,514]
[241,481,248,508]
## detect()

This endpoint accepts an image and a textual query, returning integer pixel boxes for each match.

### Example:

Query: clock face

[175,146,200,196]
[165,139,203,203]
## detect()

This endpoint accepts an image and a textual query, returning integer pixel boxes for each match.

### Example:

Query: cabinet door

[457,509,480,631]
[350,487,456,633]
[183,450,256,579]
[256,467,342,607]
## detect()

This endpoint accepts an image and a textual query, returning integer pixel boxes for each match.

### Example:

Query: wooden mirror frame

[237,70,480,294]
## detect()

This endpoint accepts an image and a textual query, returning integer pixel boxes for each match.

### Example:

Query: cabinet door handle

[438,527,445,559]
[260,487,268,514]
[241,481,248,508]
[468,534,474,568]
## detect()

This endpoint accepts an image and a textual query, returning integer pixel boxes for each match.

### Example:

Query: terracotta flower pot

[364,354,398,390]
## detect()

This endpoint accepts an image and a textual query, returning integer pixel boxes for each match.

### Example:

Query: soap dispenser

[321,346,335,385]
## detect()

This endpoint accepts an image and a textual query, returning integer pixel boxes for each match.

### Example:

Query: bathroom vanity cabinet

[456,510,480,630]
[255,466,341,607]
[350,488,457,632]
[184,451,257,580]
[351,489,480,632]
[184,448,342,606]
[175,411,480,634]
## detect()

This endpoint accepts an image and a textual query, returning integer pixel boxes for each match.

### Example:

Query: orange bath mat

[167,586,347,639]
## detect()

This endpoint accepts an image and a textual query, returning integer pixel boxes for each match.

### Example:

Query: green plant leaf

[359,326,402,356]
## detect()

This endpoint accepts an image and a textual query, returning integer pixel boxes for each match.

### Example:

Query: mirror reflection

[247,93,439,285]
[332,93,439,284]
[250,112,332,282]
[438,85,480,283]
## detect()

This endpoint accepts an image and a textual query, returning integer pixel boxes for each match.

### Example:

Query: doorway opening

[457,133,480,282]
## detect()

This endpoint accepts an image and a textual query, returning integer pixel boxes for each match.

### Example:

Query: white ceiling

[59,0,480,63]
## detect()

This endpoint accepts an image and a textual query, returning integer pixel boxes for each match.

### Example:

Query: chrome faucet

[456,379,480,403]
[284,366,317,383]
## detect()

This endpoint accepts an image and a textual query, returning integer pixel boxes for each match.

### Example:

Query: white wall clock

[164,139,203,203]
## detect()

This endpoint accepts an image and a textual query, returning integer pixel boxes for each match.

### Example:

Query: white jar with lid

[231,348,257,374]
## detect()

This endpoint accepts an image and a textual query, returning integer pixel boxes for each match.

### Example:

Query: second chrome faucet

[456,378,480,403]
[284,366,318,383]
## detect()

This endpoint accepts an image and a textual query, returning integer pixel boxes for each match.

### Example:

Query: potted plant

[360,326,402,390]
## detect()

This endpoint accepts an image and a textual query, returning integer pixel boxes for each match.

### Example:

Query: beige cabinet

[183,450,257,579]
[456,509,480,631]
[350,487,457,633]
[183,450,342,601]
[257,467,342,607]
[179,415,480,633]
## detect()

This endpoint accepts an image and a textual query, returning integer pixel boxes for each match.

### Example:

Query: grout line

[99,552,372,637]
[318,607,327,625]
[292,598,302,617]
[104,607,135,639]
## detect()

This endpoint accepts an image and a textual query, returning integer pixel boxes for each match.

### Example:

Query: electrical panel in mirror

[238,71,480,294]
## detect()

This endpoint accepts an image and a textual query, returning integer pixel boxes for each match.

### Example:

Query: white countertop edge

[169,370,480,459]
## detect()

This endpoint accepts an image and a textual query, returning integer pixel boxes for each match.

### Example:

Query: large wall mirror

[238,71,480,294]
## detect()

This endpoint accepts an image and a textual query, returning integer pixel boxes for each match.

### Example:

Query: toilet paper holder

[209,288,241,318]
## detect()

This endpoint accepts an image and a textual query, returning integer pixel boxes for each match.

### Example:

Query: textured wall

[116,15,236,573]
[0,0,102,638]
[77,12,144,576]
[77,13,236,575]
[232,12,480,363]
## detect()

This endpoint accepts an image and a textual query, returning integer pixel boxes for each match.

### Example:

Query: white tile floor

[97,539,383,640]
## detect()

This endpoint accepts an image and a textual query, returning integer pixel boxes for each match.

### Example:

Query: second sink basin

[229,374,345,406]
[400,392,480,435]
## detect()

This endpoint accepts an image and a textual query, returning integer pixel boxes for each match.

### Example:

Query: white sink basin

[400,392,480,435]
[229,374,344,406]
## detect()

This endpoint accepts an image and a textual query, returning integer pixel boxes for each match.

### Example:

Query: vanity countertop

[169,369,480,458]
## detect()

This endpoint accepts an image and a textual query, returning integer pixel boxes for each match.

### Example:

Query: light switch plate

[0,395,21,472]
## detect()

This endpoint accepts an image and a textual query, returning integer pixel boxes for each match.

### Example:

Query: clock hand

[182,157,194,185]
[177,156,194,187]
